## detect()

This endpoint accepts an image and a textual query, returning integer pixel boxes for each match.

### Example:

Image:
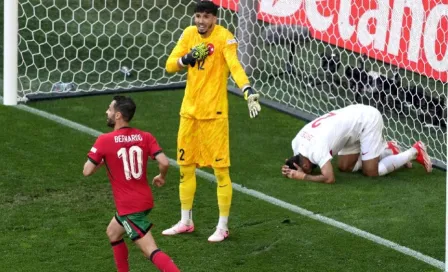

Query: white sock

[380,147,393,160]
[217,216,228,230]
[352,156,362,172]
[378,148,417,176]
[181,209,192,225]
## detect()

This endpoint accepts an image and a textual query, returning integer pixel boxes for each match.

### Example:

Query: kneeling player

[281,104,432,183]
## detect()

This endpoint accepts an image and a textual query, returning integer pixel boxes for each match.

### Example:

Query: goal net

[8,0,448,168]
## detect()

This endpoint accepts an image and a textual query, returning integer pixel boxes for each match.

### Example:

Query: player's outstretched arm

[223,38,261,118]
[152,152,169,187]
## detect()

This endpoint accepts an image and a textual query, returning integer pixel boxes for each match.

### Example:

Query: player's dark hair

[286,155,301,170]
[113,95,136,122]
[286,154,317,170]
[195,0,218,16]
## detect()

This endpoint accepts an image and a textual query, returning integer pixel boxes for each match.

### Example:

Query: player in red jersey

[83,96,180,272]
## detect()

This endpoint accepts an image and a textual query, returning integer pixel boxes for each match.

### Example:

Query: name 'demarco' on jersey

[114,134,143,143]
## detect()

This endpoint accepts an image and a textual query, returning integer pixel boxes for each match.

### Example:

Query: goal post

[3,0,18,105]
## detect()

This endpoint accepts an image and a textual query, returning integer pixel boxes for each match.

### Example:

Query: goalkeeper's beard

[196,24,214,36]
[197,28,208,35]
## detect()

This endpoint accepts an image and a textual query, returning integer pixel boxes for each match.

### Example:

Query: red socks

[150,249,180,272]
[111,239,129,272]
[111,240,179,272]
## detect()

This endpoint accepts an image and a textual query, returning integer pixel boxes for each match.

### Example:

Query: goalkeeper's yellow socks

[179,164,197,224]
[214,167,232,219]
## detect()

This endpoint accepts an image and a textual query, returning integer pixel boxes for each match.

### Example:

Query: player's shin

[179,164,197,224]
[111,239,129,272]
[378,149,417,176]
[149,249,180,272]
[214,167,232,230]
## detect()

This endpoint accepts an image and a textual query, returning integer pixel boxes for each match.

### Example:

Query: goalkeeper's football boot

[412,141,432,173]
[208,227,229,243]
[387,141,412,168]
[162,220,194,236]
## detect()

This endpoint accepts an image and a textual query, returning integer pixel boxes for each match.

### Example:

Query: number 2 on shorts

[179,148,185,161]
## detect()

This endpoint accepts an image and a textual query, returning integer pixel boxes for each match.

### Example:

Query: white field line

[8,101,444,270]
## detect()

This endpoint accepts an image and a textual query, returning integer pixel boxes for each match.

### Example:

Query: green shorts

[115,210,153,241]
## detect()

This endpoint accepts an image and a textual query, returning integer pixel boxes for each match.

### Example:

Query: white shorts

[338,108,386,161]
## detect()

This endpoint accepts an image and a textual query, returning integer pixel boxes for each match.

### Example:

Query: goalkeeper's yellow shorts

[177,116,230,168]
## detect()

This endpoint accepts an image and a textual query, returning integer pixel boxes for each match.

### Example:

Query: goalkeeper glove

[243,86,261,118]
[180,43,209,67]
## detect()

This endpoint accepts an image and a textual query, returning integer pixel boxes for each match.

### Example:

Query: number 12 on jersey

[117,146,143,180]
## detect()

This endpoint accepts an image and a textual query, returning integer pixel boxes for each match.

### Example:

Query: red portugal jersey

[87,127,162,216]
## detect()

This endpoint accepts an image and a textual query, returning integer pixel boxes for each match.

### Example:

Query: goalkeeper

[163,0,261,242]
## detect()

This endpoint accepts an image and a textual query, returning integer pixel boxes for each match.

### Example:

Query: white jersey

[291,104,384,167]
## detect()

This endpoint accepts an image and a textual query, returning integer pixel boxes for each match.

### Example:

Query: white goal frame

[3,0,18,105]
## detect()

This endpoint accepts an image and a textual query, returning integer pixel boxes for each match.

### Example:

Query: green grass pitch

[0,90,444,271]
[0,1,446,271]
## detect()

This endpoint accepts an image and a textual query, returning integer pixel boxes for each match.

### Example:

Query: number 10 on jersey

[117,146,143,180]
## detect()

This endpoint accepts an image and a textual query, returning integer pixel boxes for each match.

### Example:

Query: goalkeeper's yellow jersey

[166,25,250,119]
